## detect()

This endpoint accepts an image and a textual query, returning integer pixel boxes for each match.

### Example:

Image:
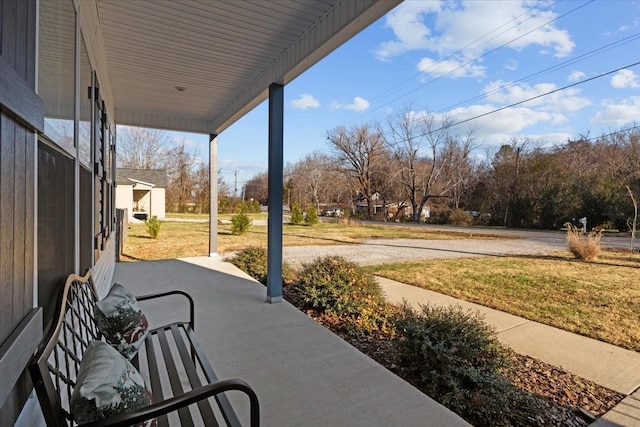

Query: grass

[165,212,267,220]
[123,219,640,351]
[566,226,603,261]
[122,220,505,260]
[365,251,640,352]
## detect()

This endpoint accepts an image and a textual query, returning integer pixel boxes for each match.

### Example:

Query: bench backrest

[29,272,102,427]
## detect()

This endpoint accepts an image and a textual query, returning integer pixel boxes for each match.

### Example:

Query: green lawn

[365,252,640,352]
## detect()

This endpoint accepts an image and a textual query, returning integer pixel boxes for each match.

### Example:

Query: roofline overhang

[211,0,401,135]
[101,0,400,134]
[126,178,156,187]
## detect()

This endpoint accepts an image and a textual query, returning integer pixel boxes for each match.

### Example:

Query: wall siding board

[24,130,34,311]
[15,0,27,80]
[0,56,45,132]
[26,0,36,87]
[0,0,38,421]
[13,123,26,329]
[0,111,16,344]
[0,0,3,55]
[1,0,16,69]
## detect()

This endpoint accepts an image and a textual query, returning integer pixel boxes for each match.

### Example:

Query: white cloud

[504,60,518,71]
[446,104,556,138]
[483,80,591,112]
[618,18,640,32]
[524,132,573,145]
[417,57,485,78]
[346,97,370,111]
[291,94,320,109]
[333,96,370,112]
[375,0,575,65]
[591,96,640,126]
[611,69,640,89]
[568,70,586,82]
[374,1,441,61]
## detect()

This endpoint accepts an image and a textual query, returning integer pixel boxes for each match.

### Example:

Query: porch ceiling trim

[210,0,401,135]
[91,0,401,135]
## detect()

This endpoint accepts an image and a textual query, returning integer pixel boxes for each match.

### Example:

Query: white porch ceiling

[95,0,401,134]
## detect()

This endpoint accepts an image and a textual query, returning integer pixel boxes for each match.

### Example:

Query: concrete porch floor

[113,257,469,427]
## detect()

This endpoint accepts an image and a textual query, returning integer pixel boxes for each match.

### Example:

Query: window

[38,0,75,150]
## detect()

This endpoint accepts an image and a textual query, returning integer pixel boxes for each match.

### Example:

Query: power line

[325,0,593,128]
[363,0,595,118]
[405,60,640,142]
[436,30,640,115]
[363,1,560,109]
[574,124,640,144]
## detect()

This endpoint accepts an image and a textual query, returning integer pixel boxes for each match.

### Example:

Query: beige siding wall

[115,184,133,215]
[151,188,166,219]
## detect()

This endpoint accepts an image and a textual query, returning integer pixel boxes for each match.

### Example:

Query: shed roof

[116,169,168,188]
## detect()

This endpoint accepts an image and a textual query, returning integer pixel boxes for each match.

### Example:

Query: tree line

[117,111,639,231]
[246,107,639,231]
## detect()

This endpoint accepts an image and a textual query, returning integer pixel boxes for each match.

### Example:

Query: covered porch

[113,258,468,426]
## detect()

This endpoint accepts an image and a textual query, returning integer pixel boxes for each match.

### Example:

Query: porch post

[209,134,219,257]
[267,83,284,303]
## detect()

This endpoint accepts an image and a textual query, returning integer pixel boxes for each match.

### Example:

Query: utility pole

[234,169,238,199]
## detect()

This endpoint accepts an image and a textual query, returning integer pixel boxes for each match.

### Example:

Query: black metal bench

[29,271,259,427]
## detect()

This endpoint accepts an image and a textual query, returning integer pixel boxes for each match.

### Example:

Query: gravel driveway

[279,237,564,267]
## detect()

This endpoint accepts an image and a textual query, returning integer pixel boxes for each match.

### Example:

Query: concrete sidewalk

[377,276,640,426]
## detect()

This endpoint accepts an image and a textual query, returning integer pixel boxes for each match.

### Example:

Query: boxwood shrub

[393,304,542,426]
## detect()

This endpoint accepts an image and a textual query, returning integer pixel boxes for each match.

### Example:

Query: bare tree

[117,126,168,169]
[327,123,386,219]
[244,172,269,205]
[626,185,638,253]
[385,107,475,222]
[289,151,334,210]
[165,138,198,212]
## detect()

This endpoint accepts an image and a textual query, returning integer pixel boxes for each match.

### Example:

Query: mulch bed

[283,287,624,426]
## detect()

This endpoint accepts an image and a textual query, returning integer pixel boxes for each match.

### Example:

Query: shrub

[290,202,304,225]
[230,246,268,283]
[238,199,261,214]
[305,204,319,226]
[231,212,253,235]
[448,209,473,226]
[229,246,295,285]
[144,216,162,239]
[566,225,602,261]
[392,304,541,426]
[295,256,391,333]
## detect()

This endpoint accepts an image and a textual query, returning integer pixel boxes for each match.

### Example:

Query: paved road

[358,221,633,250]
[275,222,635,267]
[280,236,562,267]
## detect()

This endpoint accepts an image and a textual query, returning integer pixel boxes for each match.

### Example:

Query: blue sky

[167,0,640,188]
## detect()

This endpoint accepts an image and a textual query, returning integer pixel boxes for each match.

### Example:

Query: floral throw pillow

[94,283,149,359]
[71,341,156,427]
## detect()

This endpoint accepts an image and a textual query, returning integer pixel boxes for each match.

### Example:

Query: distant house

[354,192,385,215]
[116,169,167,220]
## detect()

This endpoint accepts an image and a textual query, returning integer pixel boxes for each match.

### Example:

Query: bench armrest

[135,290,195,331]
[80,378,260,427]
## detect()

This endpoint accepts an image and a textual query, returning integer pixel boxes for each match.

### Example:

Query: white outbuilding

[116,169,167,221]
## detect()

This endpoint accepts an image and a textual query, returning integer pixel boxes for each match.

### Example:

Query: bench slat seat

[29,272,259,427]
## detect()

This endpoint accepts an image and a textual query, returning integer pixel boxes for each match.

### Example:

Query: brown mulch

[283,287,625,426]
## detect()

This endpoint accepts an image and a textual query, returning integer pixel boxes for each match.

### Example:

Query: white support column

[267,83,284,303]
[209,134,219,257]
